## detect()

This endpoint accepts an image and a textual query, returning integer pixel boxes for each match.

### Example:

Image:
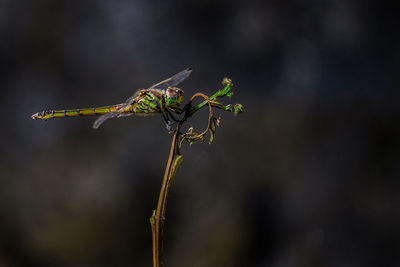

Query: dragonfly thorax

[165,86,184,108]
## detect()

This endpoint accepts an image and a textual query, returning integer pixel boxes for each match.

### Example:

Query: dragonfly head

[165,86,184,108]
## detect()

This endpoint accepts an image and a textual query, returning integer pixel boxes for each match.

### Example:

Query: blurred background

[0,0,398,266]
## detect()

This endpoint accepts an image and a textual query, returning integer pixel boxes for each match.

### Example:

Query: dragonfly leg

[182,103,192,114]
[165,108,178,122]
[171,107,184,114]
[162,110,174,131]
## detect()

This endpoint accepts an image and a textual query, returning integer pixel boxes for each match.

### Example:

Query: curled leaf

[233,104,244,114]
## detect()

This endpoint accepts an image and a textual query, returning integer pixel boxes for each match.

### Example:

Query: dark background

[1,0,398,266]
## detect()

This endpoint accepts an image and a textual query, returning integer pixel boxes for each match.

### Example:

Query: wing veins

[149,68,192,90]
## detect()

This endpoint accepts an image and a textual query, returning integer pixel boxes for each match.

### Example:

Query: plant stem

[149,78,242,267]
[150,130,182,267]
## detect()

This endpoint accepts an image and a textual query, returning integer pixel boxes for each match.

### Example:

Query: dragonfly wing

[149,68,192,90]
[93,111,132,129]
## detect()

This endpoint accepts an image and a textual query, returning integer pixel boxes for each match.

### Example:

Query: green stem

[186,82,233,117]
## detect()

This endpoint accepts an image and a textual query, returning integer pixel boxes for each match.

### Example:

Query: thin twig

[150,130,181,267]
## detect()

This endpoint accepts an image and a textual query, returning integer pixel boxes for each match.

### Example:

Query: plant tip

[222,77,233,86]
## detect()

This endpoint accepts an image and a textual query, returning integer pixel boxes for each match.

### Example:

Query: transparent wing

[149,68,192,90]
[93,111,133,129]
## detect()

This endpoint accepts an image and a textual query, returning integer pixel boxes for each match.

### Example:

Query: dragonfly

[32,68,192,130]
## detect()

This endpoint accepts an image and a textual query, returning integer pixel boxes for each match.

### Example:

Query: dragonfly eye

[167,86,182,98]
[166,87,174,97]
[175,87,183,96]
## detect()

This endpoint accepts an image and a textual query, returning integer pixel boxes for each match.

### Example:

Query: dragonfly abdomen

[32,104,122,120]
